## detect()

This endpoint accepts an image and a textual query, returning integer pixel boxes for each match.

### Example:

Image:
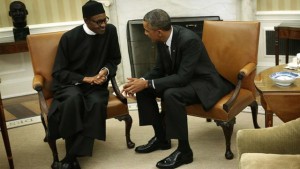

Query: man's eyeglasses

[90,16,109,25]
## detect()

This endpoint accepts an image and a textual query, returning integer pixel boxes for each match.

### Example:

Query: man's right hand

[121,78,148,97]
[83,75,106,85]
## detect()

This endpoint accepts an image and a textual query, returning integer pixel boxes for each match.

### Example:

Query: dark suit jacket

[143,25,233,111]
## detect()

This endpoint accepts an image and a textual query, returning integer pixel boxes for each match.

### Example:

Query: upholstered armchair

[126,20,261,160]
[184,21,261,159]
[237,118,300,169]
[27,31,135,167]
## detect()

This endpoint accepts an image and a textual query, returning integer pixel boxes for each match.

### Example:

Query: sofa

[237,118,300,169]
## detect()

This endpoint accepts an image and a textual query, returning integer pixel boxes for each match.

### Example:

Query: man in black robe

[48,1,121,169]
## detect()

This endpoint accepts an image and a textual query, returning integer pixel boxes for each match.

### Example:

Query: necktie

[163,44,172,74]
[165,44,171,56]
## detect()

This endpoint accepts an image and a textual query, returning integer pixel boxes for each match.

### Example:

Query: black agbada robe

[48,24,121,145]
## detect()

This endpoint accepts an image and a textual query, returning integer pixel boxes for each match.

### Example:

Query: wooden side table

[254,65,300,127]
[0,79,14,169]
[0,41,27,168]
[274,22,300,65]
[0,40,28,55]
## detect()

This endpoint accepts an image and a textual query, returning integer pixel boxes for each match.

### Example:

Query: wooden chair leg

[206,118,212,122]
[0,96,14,169]
[123,114,135,148]
[115,114,135,149]
[39,114,59,168]
[216,118,235,160]
[0,121,14,169]
[250,101,260,129]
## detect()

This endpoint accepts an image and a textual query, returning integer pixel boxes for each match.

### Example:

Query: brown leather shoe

[135,137,171,153]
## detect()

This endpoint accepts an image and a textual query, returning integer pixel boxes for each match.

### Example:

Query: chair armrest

[110,76,127,104]
[223,62,256,112]
[237,118,300,159]
[32,74,44,91]
[240,62,256,77]
[32,74,49,125]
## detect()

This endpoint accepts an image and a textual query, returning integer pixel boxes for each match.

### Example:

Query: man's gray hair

[143,9,171,31]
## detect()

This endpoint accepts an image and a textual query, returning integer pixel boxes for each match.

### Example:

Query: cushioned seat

[240,153,300,169]
[237,118,300,169]
[186,90,254,120]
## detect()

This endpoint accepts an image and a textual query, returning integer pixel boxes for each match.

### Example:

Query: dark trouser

[136,85,200,140]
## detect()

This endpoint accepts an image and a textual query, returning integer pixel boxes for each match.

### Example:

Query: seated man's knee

[136,88,153,99]
[63,87,83,102]
[163,88,179,101]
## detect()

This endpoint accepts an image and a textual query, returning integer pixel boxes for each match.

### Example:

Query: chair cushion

[186,89,254,121]
[106,95,128,118]
[46,95,128,119]
[239,153,300,169]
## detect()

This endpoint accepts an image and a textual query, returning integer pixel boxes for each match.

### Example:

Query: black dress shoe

[60,162,73,169]
[135,137,171,153]
[58,158,81,169]
[156,149,193,169]
[73,159,81,169]
[51,161,61,169]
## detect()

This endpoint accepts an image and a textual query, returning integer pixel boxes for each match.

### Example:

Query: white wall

[0,0,240,98]
[8,0,298,98]
[0,22,84,98]
[111,0,240,80]
[10,0,298,98]
[256,11,300,73]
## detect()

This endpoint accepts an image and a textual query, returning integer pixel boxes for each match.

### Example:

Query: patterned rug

[2,94,41,128]
[2,94,139,129]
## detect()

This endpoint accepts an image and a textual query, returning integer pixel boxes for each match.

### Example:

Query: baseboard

[6,116,41,129]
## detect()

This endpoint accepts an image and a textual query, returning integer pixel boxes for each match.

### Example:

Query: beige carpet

[0,110,283,169]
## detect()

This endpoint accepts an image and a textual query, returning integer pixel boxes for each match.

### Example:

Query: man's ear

[83,18,88,24]
[158,30,162,37]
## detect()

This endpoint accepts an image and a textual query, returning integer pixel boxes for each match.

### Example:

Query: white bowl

[269,72,298,86]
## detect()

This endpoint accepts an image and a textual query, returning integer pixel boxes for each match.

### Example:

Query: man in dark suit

[122,9,234,168]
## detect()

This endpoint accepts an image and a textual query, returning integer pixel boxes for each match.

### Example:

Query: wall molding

[256,11,300,21]
[0,21,83,43]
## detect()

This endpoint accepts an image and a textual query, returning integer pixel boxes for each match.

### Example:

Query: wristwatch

[148,80,153,88]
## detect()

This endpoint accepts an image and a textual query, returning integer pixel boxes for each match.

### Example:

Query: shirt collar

[83,23,96,35]
[165,26,173,47]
